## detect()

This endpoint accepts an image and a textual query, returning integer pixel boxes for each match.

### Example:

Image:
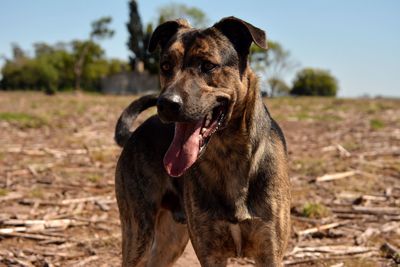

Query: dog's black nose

[157,93,183,122]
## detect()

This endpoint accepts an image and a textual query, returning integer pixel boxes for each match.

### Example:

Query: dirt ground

[0,92,399,267]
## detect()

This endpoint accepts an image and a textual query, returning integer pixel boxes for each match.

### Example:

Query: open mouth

[163,103,227,177]
[199,105,225,154]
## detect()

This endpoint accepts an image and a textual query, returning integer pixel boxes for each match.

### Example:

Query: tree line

[126,1,338,97]
[1,17,128,93]
[0,1,338,96]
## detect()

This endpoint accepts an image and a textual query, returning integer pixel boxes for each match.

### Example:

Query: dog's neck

[194,69,272,222]
[242,70,271,144]
[217,69,271,159]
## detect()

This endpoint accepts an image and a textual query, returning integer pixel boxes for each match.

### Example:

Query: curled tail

[114,94,158,147]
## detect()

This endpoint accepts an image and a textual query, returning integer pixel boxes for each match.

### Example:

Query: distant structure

[101,61,159,94]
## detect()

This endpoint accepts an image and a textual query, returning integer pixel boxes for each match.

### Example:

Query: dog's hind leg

[118,198,157,267]
[121,218,153,267]
[116,169,158,267]
[146,209,189,267]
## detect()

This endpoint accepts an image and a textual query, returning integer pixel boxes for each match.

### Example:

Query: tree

[72,40,105,90]
[290,68,338,96]
[1,41,129,92]
[74,16,114,90]
[157,3,208,28]
[141,23,159,74]
[126,1,208,74]
[33,42,76,91]
[250,41,297,97]
[11,43,27,62]
[34,42,55,57]
[127,0,158,73]
[1,55,58,91]
[268,78,290,97]
[127,0,144,70]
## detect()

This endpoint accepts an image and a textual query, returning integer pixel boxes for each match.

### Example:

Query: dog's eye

[161,62,172,72]
[201,61,217,73]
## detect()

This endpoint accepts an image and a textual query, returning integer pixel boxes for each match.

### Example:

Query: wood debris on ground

[0,92,399,266]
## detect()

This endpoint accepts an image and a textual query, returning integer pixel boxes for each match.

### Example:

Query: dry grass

[0,91,399,266]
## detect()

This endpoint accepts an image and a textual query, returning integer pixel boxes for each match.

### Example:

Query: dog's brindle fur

[115,17,290,267]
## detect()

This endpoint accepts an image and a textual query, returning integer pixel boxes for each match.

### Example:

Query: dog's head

[149,16,267,177]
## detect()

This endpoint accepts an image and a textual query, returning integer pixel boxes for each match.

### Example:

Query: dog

[114,16,290,267]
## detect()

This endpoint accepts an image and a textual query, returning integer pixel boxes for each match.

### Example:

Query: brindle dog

[114,17,290,267]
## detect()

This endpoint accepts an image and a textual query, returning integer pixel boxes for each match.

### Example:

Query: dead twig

[60,196,114,205]
[296,221,349,236]
[337,144,351,157]
[284,253,379,265]
[22,248,85,259]
[333,205,400,216]
[352,205,400,216]
[0,230,66,243]
[7,257,35,267]
[288,245,378,257]
[380,242,400,263]
[355,227,380,245]
[74,255,99,267]
[2,218,87,228]
[0,192,23,202]
[321,144,351,157]
[315,171,358,183]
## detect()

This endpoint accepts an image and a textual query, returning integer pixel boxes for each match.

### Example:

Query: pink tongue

[163,120,202,177]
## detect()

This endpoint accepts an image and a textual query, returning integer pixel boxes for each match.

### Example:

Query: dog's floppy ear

[213,16,267,54]
[148,19,191,53]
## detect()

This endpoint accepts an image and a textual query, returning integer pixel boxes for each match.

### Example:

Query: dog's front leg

[248,213,289,267]
[186,215,237,267]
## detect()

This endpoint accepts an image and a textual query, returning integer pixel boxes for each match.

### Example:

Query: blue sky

[1,0,399,97]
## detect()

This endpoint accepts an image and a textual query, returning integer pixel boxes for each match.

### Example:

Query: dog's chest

[201,135,251,175]
[186,141,254,222]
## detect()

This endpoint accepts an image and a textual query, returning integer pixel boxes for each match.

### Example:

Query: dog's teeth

[205,113,212,127]
[201,128,206,135]
[199,136,204,147]
[217,113,225,127]
[205,118,211,127]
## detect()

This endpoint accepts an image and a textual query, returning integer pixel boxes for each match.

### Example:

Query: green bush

[268,78,290,97]
[1,42,130,92]
[302,202,330,218]
[291,68,338,96]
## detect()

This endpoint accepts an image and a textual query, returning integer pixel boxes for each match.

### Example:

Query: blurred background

[0,1,399,267]
[1,0,399,97]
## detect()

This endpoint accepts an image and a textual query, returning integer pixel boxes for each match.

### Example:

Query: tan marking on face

[159,39,185,88]
[168,41,185,55]
[187,36,222,63]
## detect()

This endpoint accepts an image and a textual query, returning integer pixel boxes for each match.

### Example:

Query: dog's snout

[157,94,183,121]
